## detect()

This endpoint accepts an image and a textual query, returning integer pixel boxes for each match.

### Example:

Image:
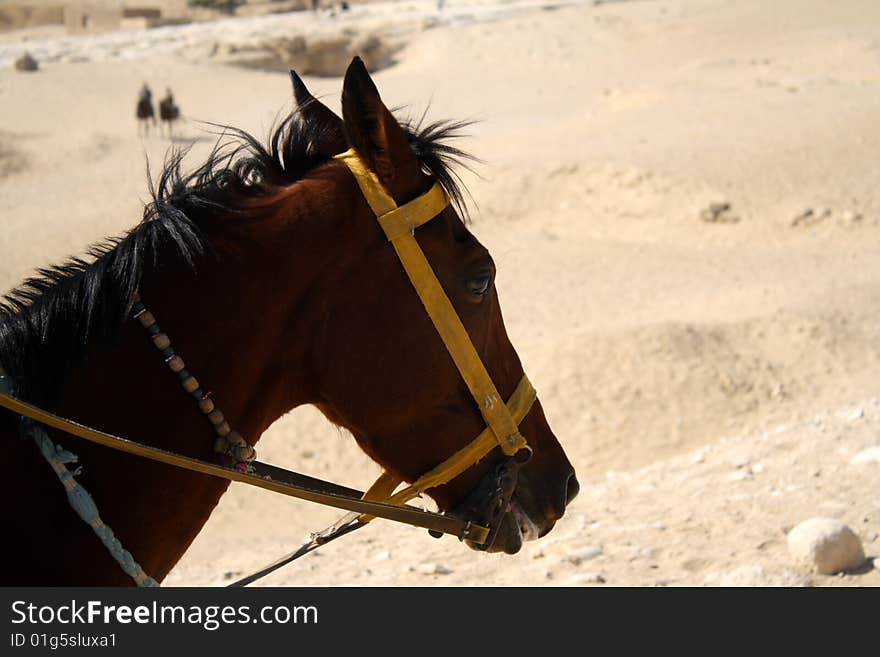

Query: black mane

[0,111,473,409]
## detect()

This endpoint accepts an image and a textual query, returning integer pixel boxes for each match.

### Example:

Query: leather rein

[0,149,537,585]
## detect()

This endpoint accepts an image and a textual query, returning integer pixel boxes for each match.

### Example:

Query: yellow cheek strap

[334,148,534,516]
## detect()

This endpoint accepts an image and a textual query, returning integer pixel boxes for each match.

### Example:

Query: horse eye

[467,274,492,297]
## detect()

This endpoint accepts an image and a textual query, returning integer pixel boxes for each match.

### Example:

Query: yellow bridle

[333,149,537,518]
[0,148,540,586]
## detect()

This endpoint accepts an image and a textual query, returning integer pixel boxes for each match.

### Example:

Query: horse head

[291,59,578,554]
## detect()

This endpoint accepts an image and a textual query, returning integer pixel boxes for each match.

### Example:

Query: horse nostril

[565,473,580,506]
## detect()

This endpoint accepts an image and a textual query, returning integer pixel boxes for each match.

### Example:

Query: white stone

[849,446,880,465]
[840,407,864,422]
[416,563,451,575]
[840,211,863,226]
[568,546,603,564]
[787,518,866,575]
[568,572,606,585]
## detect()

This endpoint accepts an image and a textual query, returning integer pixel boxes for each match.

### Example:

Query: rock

[700,201,740,223]
[293,33,395,77]
[422,16,442,30]
[839,210,863,226]
[791,208,813,226]
[849,446,880,465]
[568,572,606,585]
[567,546,603,565]
[14,52,38,72]
[718,565,811,587]
[294,35,351,76]
[352,33,395,72]
[840,407,864,422]
[215,32,397,77]
[416,563,451,575]
[791,207,830,227]
[787,518,866,575]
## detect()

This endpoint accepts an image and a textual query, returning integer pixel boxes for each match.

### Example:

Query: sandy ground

[1,0,879,586]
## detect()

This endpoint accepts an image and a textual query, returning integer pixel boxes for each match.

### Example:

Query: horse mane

[0,110,474,408]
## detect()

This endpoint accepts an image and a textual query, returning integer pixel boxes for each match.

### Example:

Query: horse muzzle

[443,446,541,554]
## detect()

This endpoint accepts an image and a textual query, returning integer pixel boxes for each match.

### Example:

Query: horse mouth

[512,499,543,542]
[460,496,545,555]
[443,451,552,554]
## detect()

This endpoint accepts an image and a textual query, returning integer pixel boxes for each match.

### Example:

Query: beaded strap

[130,293,256,472]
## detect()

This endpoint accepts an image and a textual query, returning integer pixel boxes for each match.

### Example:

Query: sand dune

[1,0,878,586]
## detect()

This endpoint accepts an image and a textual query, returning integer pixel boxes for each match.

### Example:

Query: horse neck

[61,235,320,454]
[52,188,335,581]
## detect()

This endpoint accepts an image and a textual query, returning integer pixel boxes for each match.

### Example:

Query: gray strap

[1,366,157,586]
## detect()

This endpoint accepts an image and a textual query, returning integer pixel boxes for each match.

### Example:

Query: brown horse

[158,88,181,139]
[136,83,156,137]
[0,59,578,585]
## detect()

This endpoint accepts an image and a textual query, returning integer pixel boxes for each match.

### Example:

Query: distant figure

[341,1,349,10]
[159,88,181,139]
[136,84,156,137]
[311,0,319,12]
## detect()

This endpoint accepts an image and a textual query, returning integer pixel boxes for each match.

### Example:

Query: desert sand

[1,0,878,587]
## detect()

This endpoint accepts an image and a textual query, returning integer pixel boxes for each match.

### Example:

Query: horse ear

[290,70,347,156]
[340,57,422,196]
